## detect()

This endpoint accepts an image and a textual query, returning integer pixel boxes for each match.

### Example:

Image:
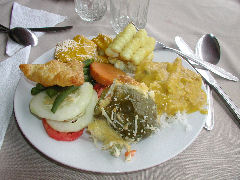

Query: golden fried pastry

[19,60,84,87]
[55,35,97,63]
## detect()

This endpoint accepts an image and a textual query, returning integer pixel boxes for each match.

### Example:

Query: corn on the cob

[131,37,156,65]
[120,29,147,61]
[105,24,137,58]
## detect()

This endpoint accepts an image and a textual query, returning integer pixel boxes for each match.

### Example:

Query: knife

[175,36,240,127]
[0,24,73,33]
[28,26,73,32]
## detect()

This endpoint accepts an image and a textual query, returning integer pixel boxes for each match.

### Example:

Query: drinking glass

[74,0,107,22]
[110,0,150,33]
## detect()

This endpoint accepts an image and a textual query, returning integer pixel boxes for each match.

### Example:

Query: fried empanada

[19,60,84,87]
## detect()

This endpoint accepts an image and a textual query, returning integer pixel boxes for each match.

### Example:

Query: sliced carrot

[90,62,126,86]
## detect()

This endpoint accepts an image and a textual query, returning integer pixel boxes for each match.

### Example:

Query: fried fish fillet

[19,60,84,87]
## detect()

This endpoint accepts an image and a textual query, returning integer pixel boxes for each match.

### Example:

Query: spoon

[0,25,73,46]
[195,34,220,130]
[196,34,220,65]
[0,25,38,46]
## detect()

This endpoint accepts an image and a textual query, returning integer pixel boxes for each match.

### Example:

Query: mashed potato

[135,57,207,115]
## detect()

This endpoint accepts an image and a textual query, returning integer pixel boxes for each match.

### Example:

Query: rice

[157,111,192,132]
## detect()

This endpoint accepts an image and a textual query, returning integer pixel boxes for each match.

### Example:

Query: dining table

[0,0,240,179]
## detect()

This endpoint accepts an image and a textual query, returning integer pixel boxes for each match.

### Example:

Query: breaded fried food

[55,35,97,63]
[19,60,84,87]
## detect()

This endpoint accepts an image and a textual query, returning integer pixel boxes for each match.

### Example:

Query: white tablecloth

[0,0,239,179]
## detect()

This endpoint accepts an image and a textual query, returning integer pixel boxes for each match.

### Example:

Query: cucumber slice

[30,82,93,121]
[46,91,98,132]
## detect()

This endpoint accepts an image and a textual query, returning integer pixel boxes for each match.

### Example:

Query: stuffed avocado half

[95,76,159,142]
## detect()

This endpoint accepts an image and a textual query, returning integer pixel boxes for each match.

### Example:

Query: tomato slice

[93,83,106,98]
[42,119,84,141]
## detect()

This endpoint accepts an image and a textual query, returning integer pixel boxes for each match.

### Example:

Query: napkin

[6,2,67,56]
[0,46,31,148]
[0,2,68,149]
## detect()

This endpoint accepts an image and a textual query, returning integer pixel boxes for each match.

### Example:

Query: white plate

[14,47,207,173]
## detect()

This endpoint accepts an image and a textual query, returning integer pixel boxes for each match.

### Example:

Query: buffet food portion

[19,24,207,161]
